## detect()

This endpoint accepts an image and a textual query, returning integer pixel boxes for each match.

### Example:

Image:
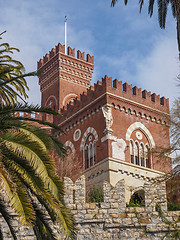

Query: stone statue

[102,104,113,130]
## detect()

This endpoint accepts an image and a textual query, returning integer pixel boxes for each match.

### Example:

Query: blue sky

[1,0,179,106]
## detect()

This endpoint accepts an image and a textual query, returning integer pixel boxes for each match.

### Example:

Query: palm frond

[157,0,167,28]
[0,33,74,238]
[1,151,58,225]
[0,36,32,104]
[0,226,3,240]
[139,0,144,13]
[0,197,17,240]
[0,71,36,88]
[148,0,155,17]
[50,135,66,159]
[111,0,119,7]
[1,133,60,197]
[32,201,57,240]
[0,103,61,118]
[170,0,176,18]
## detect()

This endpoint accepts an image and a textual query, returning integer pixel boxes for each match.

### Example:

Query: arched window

[84,144,89,169]
[129,141,151,168]
[93,141,96,163]
[139,143,144,167]
[89,142,93,167]
[83,137,96,169]
[126,123,155,169]
[45,96,57,111]
[130,140,134,164]
[134,142,139,165]
[145,145,151,168]
[80,127,98,170]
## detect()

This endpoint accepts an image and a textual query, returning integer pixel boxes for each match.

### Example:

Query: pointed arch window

[145,145,151,168]
[83,136,96,169]
[134,142,139,165]
[126,123,154,169]
[130,140,134,164]
[84,144,89,169]
[129,140,151,169]
[139,143,144,167]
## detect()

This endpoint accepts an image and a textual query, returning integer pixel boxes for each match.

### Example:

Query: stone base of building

[83,157,164,203]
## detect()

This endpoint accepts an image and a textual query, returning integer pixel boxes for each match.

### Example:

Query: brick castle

[37,43,171,203]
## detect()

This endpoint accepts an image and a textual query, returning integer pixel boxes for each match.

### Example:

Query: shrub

[89,185,104,203]
[126,190,145,207]
[167,201,180,211]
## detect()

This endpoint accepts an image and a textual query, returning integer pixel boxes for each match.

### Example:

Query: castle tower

[38,43,171,203]
[37,43,94,111]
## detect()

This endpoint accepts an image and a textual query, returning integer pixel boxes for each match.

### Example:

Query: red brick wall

[38,43,94,111]
[38,44,171,180]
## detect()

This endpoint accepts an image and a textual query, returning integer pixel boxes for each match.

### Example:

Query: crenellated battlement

[37,43,94,69]
[1,175,179,239]
[62,175,180,240]
[64,175,167,212]
[102,75,169,111]
[57,75,169,124]
[14,112,54,124]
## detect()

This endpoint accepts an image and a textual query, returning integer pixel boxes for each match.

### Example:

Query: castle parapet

[1,175,178,240]
[37,43,94,69]
[68,46,75,57]
[145,181,167,213]
[14,112,54,124]
[101,75,169,113]
[64,176,86,205]
[63,175,168,215]
[57,75,169,123]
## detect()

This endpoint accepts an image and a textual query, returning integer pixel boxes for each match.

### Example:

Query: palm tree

[0,31,37,105]
[0,33,74,239]
[0,104,74,239]
[111,1,180,57]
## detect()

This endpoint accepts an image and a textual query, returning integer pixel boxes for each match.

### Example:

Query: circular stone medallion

[88,135,93,142]
[136,131,143,140]
[73,129,81,141]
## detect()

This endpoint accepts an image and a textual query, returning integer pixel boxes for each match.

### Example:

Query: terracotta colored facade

[37,43,172,199]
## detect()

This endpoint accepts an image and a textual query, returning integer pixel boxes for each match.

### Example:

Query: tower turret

[37,43,94,111]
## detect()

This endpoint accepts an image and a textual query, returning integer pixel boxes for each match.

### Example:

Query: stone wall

[0,175,179,239]
[63,175,180,240]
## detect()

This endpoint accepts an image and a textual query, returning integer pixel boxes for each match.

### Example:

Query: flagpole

[65,16,67,55]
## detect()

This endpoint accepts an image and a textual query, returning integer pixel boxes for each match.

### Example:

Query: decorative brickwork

[37,43,94,110]
[55,75,171,187]
[37,42,172,217]
[56,75,169,124]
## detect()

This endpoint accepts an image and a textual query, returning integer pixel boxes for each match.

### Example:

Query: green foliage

[0,31,36,105]
[0,103,74,239]
[126,201,145,207]
[89,185,104,203]
[0,33,74,239]
[156,202,180,239]
[126,190,145,207]
[111,0,176,29]
[167,201,180,211]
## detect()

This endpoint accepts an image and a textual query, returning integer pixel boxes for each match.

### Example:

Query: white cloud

[135,34,179,106]
[0,0,178,108]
